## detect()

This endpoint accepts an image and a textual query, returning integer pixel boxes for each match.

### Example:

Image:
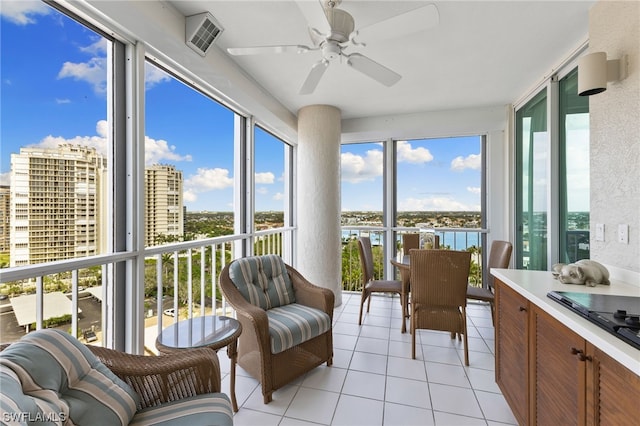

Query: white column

[296,105,342,306]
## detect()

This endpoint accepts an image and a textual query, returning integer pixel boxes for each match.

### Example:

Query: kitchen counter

[491,268,640,375]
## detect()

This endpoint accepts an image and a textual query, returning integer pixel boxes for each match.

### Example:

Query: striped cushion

[0,329,139,426]
[130,393,233,426]
[229,255,295,310]
[1,365,63,424]
[267,304,331,354]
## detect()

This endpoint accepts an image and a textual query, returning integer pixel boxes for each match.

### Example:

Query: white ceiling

[168,1,594,120]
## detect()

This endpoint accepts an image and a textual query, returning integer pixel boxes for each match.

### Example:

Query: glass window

[340,142,384,289]
[395,137,483,248]
[144,62,236,245]
[1,3,115,341]
[340,142,384,224]
[515,89,548,270]
[559,68,590,263]
[254,126,286,230]
[2,3,110,267]
[253,126,288,256]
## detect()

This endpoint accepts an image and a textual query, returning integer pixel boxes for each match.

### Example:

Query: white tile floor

[218,292,517,426]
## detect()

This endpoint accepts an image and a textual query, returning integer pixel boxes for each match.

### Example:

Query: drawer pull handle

[518,306,527,312]
[570,347,592,362]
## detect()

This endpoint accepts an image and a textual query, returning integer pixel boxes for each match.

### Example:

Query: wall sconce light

[578,52,628,96]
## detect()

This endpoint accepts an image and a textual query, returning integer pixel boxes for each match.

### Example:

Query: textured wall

[297,105,343,305]
[588,0,640,274]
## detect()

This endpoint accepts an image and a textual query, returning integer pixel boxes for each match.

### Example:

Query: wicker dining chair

[410,249,472,365]
[402,233,420,255]
[357,236,404,329]
[466,240,512,325]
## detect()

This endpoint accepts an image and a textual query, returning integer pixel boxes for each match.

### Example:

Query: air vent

[186,12,224,57]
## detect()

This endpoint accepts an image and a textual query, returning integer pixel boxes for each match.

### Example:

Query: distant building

[145,165,184,246]
[9,144,108,267]
[0,186,10,252]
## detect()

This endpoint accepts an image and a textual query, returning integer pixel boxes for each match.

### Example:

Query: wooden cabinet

[586,343,640,425]
[495,281,530,425]
[531,306,586,425]
[495,278,640,426]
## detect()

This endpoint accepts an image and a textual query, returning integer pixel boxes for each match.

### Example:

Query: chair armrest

[87,345,221,410]
[287,265,335,318]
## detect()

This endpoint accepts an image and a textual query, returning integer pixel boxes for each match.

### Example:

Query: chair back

[487,241,512,290]
[402,233,420,255]
[357,237,375,284]
[227,254,296,310]
[410,249,471,308]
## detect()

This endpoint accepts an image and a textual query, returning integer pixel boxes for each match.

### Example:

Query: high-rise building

[0,186,10,253]
[145,165,184,246]
[9,144,108,267]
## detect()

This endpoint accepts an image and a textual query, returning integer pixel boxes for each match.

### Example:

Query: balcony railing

[341,226,486,290]
[0,227,293,351]
[0,225,485,351]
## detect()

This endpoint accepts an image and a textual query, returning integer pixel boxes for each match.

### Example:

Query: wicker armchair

[0,330,233,425]
[410,249,472,365]
[220,255,334,404]
[87,345,223,410]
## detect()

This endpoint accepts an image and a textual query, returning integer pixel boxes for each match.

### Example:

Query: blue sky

[1,1,482,213]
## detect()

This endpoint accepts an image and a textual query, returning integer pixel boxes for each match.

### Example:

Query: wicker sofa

[0,329,233,425]
[220,254,334,404]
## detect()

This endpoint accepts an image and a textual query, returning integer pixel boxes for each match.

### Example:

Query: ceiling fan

[226,1,439,95]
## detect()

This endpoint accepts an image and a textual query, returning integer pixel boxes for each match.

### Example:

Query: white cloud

[32,123,109,155]
[183,189,197,203]
[145,136,192,165]
[145,64,172,90]
[96,120,108,138]
[0,172,10,186]
[80,38,107,56]
[273,192,284,201]
[451,153,481,171]
[256,187,268,195]
[55,98,71,104]
[25,120,191,167]
[341,149,383,183]
[58,56,108,94]
[467,186,481,194]
[399,196,478,211]
[55,43,169,95]
[0,1,50,25]
[255,172,275,184]
[183,168,233,202]
[397,140,433,164]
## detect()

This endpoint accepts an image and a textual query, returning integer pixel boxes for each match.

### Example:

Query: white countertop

[491,268,640,376]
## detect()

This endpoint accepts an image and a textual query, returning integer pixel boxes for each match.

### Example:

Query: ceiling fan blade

[295,0,331,37]
[346,53,401,87]
[227,45,313,56]
[299,60,329,95]
[354,4,439,44]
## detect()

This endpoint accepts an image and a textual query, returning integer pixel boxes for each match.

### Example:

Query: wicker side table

[156,315,242,412]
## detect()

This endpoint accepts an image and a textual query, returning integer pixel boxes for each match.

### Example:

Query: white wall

[588,0,640,278]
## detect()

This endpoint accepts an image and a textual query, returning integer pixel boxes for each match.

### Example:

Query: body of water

[342,230,481,251]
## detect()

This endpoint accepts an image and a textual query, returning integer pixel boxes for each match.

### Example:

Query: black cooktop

[547,291,640,350]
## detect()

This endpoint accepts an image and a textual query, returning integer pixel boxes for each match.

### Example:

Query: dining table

[390,255,411,333]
